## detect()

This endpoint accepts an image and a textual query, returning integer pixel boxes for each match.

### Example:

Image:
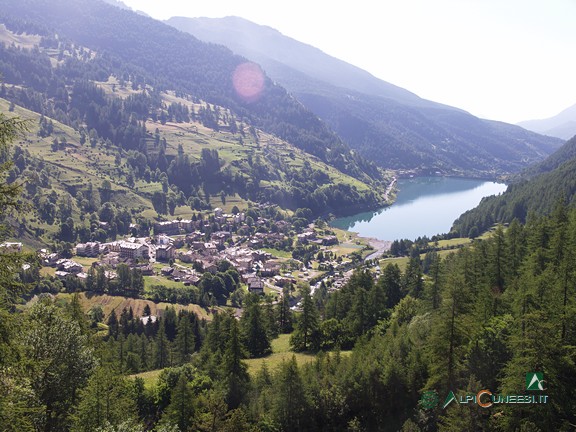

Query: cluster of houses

[152,208,245,236]
[31,205,348,297]
[76,239,149,260]
[296,229,338,246]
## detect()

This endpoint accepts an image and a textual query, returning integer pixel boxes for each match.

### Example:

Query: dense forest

[2,112,575,431]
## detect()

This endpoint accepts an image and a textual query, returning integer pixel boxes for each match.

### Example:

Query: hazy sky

[121,0,576,124]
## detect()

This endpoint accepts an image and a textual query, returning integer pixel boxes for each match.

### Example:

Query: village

[29,207,372,307]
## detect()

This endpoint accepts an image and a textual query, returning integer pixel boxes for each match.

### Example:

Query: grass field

[244,334,316,375]
[131,369,164,389]
[42,292,213,321]
[132,333,351,388]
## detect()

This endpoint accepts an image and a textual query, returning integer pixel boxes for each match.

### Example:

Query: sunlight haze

[120,0,576,124]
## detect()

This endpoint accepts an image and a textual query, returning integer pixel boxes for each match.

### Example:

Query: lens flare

[232,62,265,103]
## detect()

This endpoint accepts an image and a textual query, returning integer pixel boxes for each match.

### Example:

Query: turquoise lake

[331,177,507,241]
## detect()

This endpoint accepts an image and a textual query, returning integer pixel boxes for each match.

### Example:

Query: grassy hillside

[1,0,384,185]
[3,91,389,246]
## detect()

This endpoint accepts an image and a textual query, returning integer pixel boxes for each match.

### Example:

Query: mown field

[132,333,351,389]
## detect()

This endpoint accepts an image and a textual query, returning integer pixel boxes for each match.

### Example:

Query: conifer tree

[273,356,309,431]
[175,314,195,364]
[241,294,271,358]
[155,319,170,369]
[71,366,138,432]
[222,318,249,409]
[162,375,194,431]
[290,285,320,352]
[379,263,403,309]
[276,285,293,333]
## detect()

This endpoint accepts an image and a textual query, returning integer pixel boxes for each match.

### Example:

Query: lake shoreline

[331,177,507,242]
[364,238,392,261]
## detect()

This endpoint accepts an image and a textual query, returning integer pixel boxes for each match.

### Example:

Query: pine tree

[222,318,249,409]
[155,320,170,369]
[71,366,138,432]
[379,263,403,309]
[241,294,271,358]
[290,285,320,352]
[273,356,309,431]
[403,256,423,298]
[276,285,293,333]
[175,314,195,364]
[162,375,194,431]
[427,253,472,393]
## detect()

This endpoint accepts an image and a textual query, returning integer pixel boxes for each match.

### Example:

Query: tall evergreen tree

[175,313,195,364]
[155,319,170,369]
[290,285,320,352]
[379,263,403,309]
[276,285,293,334]
[71,366,138,432]
[272,356,309,431]
[222,318,249,409]
[241,294,271,358]
[162,375,194,431]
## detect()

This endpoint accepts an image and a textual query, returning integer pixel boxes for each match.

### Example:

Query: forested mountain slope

[0,0,382,184]
[168,16,563,177]
[0,0,391,242]
[452,135,576,237]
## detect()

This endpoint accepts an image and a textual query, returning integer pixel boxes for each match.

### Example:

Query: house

[0,242,22,253]
[161,267,174,276]
[55,270,70,280]
[247,276,264,294]
[76,241,101,257]
[200,260,218,274]
[119,242,149,260]
[190,241,206,251]
[140,315,157,325]
[135,264,154,276]
[156,245,175,262]
[178,250,200,263]
[154,220,180,235]
[204,242,218,254]
[179,220,194,233]
[261,261,281,277]
[296,230,317,244]
[56,259,83,274]
[183,274,200,286]
[322,235,339,246]
[42,252,60,267]
[156,234,171,246]
[234,257,254,272]
[211,231,231,245]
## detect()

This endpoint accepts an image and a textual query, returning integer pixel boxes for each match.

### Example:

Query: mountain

[518,103,576,140]
[167,16,563,178]
[168,16,435,109]
[0,0,389,225]
[1,0,383,179]
[451,135,576,237]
